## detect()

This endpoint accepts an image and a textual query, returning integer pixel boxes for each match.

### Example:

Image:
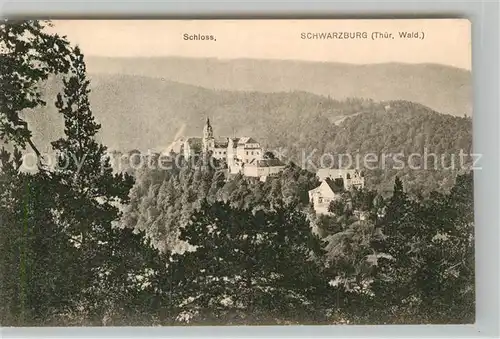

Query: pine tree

[0,149,30,325]
[0,20,71,158]
[414,173,474,323]
[368,176,427,322]
[50,46,158,324]
[0,148,80,325]
[51,46,134,242]
[0,21,81,324]
[207,170,225,203]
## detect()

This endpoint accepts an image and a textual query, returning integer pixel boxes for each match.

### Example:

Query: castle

[181,118,285,180]
[178,119,366,211]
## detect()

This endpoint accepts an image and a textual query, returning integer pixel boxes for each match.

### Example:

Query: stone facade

[181,118,285,180]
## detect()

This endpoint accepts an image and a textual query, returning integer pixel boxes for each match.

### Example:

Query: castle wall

[344,177,365,190]
[267,165,285,175]
[243,164,286,178]
[236,145,263,164]
[243,165,259,177]
[183,142,194,158]
[211,147,227,160]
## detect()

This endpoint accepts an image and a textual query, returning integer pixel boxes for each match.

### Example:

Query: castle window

[251,151,254,155]
[246,151,248,155]
[346,174,351,179]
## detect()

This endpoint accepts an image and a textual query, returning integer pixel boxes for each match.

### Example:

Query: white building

[309,168,366,215]
[243,159,286,181]
[181,118,284,180]
[227,136,264,173]
[308,178,345,215]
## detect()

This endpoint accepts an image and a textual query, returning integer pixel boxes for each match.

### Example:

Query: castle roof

[185,137,202,144]
[203,118,213,132]
[238,137,259,145]
[214,137,229,148]
[317,168,363,181]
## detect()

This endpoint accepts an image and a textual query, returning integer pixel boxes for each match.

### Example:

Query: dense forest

[318,103,473,196]
[111,101,473,198]
[1,20,474,326]
[28,69,472,197]
[120,158,319,252]
[28,74,382,152]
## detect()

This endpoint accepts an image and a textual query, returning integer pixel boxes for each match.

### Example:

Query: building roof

[255,159,285,168]
[324,177,345,193]
[317,168,363,181]
[238,137,259,145]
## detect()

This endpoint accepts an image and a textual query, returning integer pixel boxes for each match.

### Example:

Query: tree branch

[26,137,47,172]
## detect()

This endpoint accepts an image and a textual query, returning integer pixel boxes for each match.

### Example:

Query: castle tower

[202,117,214,153]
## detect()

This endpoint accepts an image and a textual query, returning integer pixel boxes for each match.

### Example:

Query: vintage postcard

[0,19,473,326]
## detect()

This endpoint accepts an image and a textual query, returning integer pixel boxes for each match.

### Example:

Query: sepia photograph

[0,19,473,326]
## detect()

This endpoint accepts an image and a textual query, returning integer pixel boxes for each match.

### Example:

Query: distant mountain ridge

[85,56,472,117]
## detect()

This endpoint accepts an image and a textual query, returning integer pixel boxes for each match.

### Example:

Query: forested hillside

[26,74,374,152]
[316,101,473,195]
[86,56,472,117]
[117,153,474,325]
[109,101,472,197]
[121,159,318,252]
[26,74,472,196]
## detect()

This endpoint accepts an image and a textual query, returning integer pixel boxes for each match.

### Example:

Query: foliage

[0,149,81,325]
[0,20,475,327]
[365,174,474,324]
[46,46,161,325]
[323,101,473,196]
[161,200,332,325]
[0,20,71,153]
[121,160,318,252]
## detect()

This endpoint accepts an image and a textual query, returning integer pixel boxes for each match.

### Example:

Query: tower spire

[202,116,214,153]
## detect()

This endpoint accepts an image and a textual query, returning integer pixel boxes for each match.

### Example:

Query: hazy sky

[50,19,471,70]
